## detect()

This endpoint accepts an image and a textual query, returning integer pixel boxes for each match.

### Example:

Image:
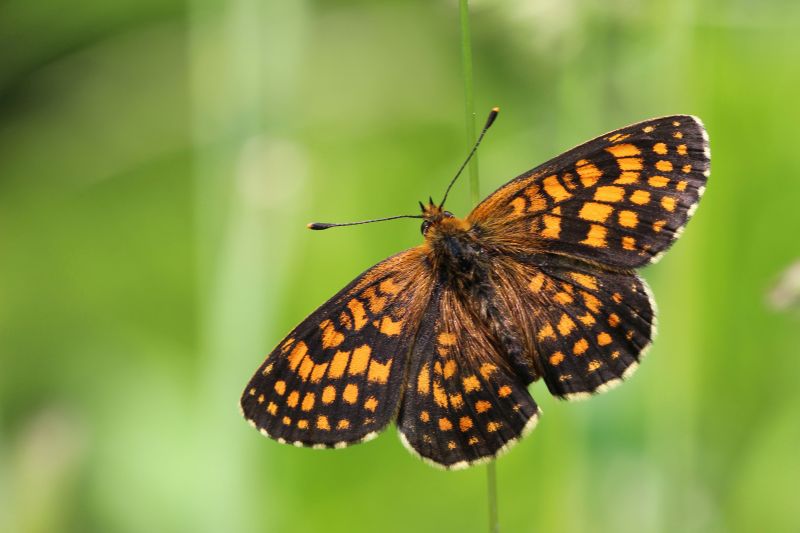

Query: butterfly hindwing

[397,286,540,469]
[490,255,655,400]
[469,115,709,268]
[241,248,432,447]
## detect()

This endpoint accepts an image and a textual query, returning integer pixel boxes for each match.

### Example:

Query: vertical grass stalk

[459,2,498,532]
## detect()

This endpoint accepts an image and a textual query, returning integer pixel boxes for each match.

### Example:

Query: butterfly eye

[420,220,431,235]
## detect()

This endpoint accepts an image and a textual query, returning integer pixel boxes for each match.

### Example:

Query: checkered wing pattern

[490,255,655,400]
[397,286,540,469]
[469,115,709,268]
[241,248,432,447]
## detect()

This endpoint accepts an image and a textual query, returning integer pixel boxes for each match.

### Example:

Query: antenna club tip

[492,106,500,113]
[307,222,331,230]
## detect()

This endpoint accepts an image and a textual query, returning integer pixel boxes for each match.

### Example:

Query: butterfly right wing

[469,115,709,268]
[489,254,655,400]
[241,248,433,448]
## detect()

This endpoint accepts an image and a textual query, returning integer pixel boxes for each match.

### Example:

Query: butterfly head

[418,198,467,237]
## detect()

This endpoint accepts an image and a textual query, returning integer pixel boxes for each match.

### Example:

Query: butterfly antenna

[307,214,424,230]
[438,107,499,208]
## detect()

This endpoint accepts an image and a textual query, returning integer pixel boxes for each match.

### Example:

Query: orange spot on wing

[287,342,308,371]
[320,319,345,349]
[347,299,368,330]
[618,157,643,171]
[569,272,599,291]
[677,144,688,155]
[557,314,576,336]
[479,363,497,379]
[310,363,328,383]
[579,202,613,223]
[364,396,378,412]
[301,392,315,411]
[367,359,392,384]
[438,332,457,346]
[573,338,589,355]
[629,190,651,205]
[588,360,602,372]
[614,171,639,185]
[581,224,608,248]
[433,380,448,408]
[274,381,286,395]
[417,364,430,394]
[498,385,512,397]
[343,384,359,404]
[449,393,464,409]
[377,316,403,336]
[328,350,350,379]
[298,357,314,380]
[652,142,668,155]
[597,332,612,346]
[656,160,673,172]
[543,175,571,202]
[475,400,491,413]
[349,345,371,375]
[537,323,556,341]
[529,273,546,293]
[316,416,330,430]
[336,419,350,430]
[287,391,299,408]
[648,175,669,188]
[541,214,561,239]
[267,402,278,415]
[463,375,481,392]
[622,236,636,251]
[379,278,402,295]
[618,210,638,228]
[576,160,603,187]
[439,418,453,431]
[594,186,625,203]
[459,416,473,432]
[486,422,502,433]
[661,196,677,212]
[606,143,641,157]
[608,313,621,327]
[583,292,603,313]
[550,351,565,365]
[322,385,336,404]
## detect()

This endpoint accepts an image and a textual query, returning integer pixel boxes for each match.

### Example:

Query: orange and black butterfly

[241,110,710,469]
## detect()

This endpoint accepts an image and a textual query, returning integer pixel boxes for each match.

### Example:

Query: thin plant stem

[459,0,479,206]
[459,1,499,532]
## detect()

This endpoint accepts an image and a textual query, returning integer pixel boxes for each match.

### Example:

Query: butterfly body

[242,115,710,469]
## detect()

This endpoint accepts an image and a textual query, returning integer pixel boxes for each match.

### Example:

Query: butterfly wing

[489,255,655,400]
[241,248,433,447]
[397,285,540,469]
[469,115,709,268]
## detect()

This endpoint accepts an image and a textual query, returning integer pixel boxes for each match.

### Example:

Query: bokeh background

[2,0,800,531]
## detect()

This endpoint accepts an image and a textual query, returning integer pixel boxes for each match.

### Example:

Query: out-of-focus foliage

[1,1,799,531]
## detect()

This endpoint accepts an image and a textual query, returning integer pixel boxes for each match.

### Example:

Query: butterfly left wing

[397,285,540,469]
[241,248,433,448]
[469,115,709,268]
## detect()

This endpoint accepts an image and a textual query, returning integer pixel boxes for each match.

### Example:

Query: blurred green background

[2,0,800,531]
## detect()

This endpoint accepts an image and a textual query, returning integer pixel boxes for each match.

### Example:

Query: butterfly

[241,111,710,469]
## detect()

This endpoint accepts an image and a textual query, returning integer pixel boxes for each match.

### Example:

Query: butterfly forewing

[469,115,709,268]
[241,248,432,447]
[397,286,540,469]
